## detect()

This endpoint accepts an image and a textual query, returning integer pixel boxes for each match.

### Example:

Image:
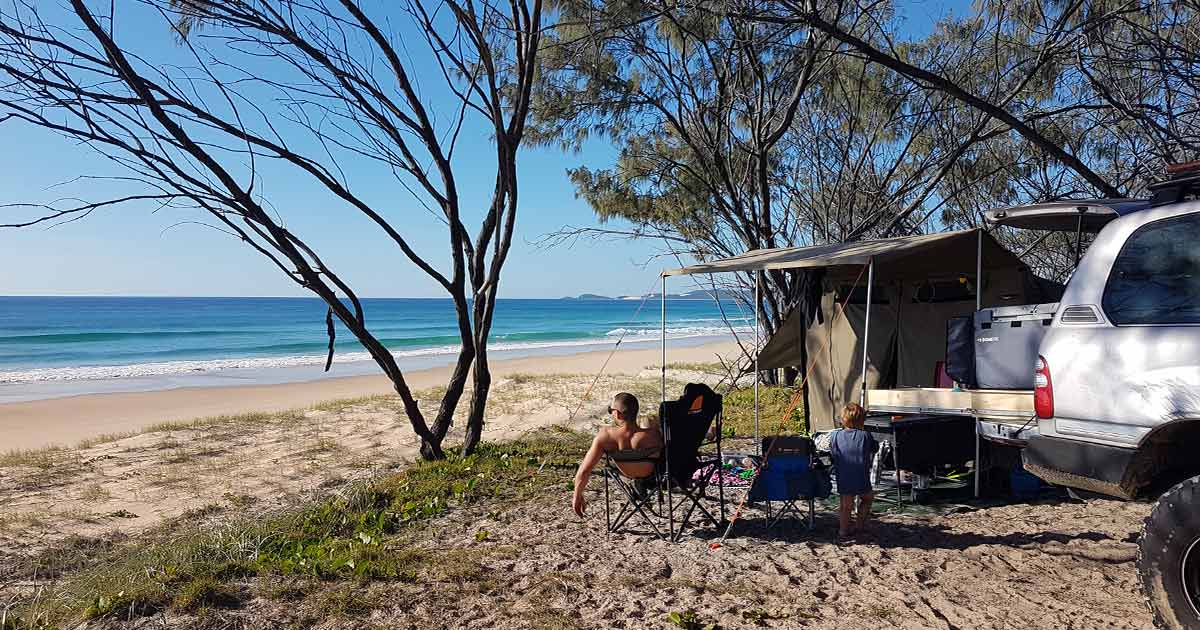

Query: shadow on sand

[666,496,1127,556]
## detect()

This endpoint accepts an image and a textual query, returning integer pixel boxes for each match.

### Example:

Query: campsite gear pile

[863,413,976,504]
[605,385,835,540]
[696,463,756,488]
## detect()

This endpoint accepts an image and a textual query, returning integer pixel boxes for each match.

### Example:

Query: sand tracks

[339,487,1155,629]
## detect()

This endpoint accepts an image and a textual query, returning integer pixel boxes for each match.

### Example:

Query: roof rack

[1149,161,1200,206]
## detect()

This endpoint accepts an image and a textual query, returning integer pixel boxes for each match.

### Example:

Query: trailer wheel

[1138,475,1200,629]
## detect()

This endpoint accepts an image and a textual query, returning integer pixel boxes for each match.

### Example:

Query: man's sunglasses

[607,406,618,415]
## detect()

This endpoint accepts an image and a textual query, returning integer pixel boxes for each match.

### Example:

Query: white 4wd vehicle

[1003,170,1200,629]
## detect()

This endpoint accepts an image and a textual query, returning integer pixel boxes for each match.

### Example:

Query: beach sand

[387,480,1153,630]
[0,340,741,452]
[0,340,740,565]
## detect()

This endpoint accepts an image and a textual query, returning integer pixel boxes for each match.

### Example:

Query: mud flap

[1022,433,1136,499]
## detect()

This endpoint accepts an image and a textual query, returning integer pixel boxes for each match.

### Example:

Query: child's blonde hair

[841,402,866,429]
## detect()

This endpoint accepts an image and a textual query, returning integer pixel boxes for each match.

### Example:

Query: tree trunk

[462,277,502,454]
[462,302,495,454]
[462,349,491,455]
[424,314,476,451]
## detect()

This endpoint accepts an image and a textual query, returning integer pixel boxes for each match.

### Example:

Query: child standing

[829,403,878,539]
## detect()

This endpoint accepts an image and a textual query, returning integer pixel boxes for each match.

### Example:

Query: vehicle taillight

[1034,355,1053,418]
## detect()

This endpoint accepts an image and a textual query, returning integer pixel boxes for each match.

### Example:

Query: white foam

[0,327,743,384]
[605,324,751,338]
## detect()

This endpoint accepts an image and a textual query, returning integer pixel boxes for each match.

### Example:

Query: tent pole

[859,259,874,407]
[975,229,983,312]
[754,272,761,455]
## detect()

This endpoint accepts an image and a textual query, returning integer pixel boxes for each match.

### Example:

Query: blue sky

[0,0,969,299]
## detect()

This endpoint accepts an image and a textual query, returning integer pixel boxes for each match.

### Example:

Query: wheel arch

[1126,419,1200,498]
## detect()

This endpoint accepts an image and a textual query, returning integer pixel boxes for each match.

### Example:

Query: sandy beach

[0,340,744,615]
[0,340,741,452]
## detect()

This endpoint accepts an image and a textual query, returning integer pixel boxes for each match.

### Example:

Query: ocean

[0,296,747,401]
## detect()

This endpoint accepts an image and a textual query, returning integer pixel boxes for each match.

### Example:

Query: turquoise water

[0,296,748,385]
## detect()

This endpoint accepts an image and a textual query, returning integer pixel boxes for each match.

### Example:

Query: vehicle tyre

[1138,475,1200,629]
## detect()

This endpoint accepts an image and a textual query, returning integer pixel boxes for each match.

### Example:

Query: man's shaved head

[611,392,639,422]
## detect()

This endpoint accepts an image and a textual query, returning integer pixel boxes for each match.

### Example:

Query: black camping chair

[660,383,726,542]
[603,447,667,540]
[749,436,820,530]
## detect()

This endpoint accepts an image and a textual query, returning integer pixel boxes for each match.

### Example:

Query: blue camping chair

[749,436,821,530]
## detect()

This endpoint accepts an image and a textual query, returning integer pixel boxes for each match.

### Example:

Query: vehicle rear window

[1102,212,1200,325]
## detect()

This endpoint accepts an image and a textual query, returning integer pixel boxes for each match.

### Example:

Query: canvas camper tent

[663,229,1055,432]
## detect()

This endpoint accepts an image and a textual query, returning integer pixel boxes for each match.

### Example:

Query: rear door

[1045,207,1200,445]
[984,199,1144,232]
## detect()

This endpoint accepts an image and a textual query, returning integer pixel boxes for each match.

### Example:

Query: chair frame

[756,436,817,531]
[662,392,726,542]
[602,452,667,540]
[764,494,815,530]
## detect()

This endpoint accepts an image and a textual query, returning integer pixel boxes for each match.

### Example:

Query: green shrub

[721,385,807,437]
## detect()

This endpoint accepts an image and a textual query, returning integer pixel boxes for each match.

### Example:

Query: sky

[0,0,970,299]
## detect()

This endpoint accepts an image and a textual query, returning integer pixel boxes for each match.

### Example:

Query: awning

[663,228,1022,277]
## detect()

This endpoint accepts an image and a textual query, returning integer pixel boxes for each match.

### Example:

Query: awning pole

[661,273,673,541]
[661,274,667,409]
[975,229,983,312]
[859,259,874,407]
[754,272,761,455]
[975,228,984,499]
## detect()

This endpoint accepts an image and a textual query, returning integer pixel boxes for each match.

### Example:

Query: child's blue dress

[829,428,878,495]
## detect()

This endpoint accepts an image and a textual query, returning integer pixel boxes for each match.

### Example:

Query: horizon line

[0,293,721,300]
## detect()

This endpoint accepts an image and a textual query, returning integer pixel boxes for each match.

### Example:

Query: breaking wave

[0,326,740,384]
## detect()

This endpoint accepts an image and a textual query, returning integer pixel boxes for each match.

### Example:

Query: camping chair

[660,383,726,542]
[603,447,667,540]
[749,436,818,530]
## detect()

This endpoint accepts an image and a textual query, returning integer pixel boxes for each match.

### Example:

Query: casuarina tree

[0,0,545,458]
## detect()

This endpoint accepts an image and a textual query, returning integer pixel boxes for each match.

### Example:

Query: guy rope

[566,282,658,424]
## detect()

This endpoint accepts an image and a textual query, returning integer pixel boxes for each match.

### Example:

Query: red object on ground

[934,360,954,388]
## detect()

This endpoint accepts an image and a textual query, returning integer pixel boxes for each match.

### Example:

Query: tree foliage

[536,0,1200,356]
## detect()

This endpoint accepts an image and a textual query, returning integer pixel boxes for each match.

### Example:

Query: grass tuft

[0,447,73,470]
[171,575,242,612]
[309,395,394,413]
[78,484,112,503]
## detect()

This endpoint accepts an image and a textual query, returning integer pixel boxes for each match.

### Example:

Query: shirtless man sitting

[571,392,663,517]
